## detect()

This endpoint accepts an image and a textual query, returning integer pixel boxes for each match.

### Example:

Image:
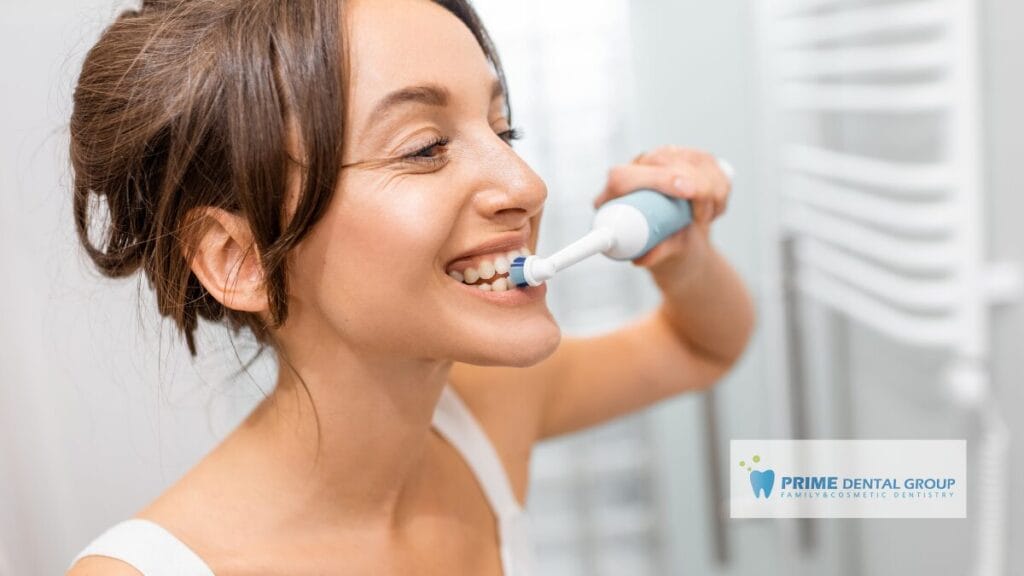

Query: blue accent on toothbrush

[509,256,529,288]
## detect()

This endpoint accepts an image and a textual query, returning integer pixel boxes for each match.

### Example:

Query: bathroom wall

[2,1,1021,575]
[797,1,1024,574]
[984,0,1024,568]
[625,0,783,574]
[0,3,280,574]
[628,0,1024,575]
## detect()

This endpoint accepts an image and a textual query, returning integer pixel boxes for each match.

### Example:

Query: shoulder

[66,556,144,576]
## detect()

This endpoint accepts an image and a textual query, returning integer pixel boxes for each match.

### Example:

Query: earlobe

[184,206,268,313]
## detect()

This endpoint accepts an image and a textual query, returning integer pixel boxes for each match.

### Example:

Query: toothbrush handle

[545,228,616,272]
[595,157,732,260]
[594,189,693,261]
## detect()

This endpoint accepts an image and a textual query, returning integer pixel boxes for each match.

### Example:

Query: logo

[731,440,966,518]
[740,454,775,498]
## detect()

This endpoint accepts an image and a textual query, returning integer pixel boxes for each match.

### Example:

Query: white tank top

[69,384,535,575]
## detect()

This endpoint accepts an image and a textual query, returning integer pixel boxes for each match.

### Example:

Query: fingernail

[673,177,688,194]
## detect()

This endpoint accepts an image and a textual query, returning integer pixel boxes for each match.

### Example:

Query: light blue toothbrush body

[509,158,732,288]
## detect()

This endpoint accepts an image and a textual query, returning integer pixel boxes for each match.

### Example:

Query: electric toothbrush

[509,158,734,288]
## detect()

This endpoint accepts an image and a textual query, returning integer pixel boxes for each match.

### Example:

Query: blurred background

[1,0,1022,574]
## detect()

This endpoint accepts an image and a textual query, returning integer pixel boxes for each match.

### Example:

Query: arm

[453,146,753,450]
[535,145,755,440]
[537,243,755,439]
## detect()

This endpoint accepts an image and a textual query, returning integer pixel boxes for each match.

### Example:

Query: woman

[67,0,755,574]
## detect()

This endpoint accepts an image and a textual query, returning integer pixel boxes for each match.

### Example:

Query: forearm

[652,244,756,368]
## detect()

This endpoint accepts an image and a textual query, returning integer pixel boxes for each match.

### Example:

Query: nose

[470,134,548,227]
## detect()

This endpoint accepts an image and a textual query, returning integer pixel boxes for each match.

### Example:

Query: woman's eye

[498,127,523,145]
[400,127,523,168]
[408,137,449,159]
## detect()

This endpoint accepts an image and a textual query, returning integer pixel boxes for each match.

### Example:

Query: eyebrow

[365,79,506,130]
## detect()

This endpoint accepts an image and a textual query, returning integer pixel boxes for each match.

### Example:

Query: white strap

[498,512,536,576]
[431,385,524,521]
[69,519,214,576]
[432,385,536,575]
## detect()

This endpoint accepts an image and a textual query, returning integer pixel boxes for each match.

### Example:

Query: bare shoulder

[66,555,144,576]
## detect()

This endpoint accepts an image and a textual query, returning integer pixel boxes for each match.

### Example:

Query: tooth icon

[750,469,775,498]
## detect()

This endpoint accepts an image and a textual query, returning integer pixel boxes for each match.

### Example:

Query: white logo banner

[730,440,966,518]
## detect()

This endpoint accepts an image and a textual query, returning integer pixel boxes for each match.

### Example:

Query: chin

[464,320,561,367]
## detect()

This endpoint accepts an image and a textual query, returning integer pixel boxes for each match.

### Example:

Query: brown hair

[70,0,509,357]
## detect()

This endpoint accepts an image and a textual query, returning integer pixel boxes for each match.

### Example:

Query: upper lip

[445,229,530,269]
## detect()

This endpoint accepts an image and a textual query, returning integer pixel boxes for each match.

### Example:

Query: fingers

[594,163,711,209]
[592,146,730,272]
[595,144,733,238]
[638,146,730,185]
[634,146,732,220]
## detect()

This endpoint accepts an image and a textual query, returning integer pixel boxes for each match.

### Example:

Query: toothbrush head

[509,256,531,288]
[509,255,557,287]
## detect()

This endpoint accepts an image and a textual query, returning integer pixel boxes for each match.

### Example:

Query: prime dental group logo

[738,453,956,500]
[731,440,966,518]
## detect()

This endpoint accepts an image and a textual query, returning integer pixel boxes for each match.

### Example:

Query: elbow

[697,297,758,391]
[732,293,758,364]
[725,282,758,365]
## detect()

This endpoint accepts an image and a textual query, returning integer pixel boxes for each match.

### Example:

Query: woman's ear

[184,206,268,313]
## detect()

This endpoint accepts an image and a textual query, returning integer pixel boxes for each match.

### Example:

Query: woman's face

[285,0,560,367]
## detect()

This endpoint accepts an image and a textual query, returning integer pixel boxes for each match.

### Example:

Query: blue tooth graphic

[750,469,775,498]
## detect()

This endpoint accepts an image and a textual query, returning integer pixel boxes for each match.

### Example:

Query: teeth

[446,246,530,287]
[478,260,495,280]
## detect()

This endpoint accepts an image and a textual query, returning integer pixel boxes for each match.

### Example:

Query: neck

[234,333,453,530]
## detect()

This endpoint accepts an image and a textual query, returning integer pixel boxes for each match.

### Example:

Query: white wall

[0,1,770,574]
[629,0,1024,575]
[0,3,266,574]
[980,0,1024,572]
[6,1,1019,575]
[625,1,786,574]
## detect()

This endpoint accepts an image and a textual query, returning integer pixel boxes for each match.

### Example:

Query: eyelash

[403,127,524,167]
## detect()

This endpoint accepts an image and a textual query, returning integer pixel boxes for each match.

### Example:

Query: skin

[69,0,755,574]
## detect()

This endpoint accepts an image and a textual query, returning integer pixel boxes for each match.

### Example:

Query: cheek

[349,192,449,280]
[312,185,455,316]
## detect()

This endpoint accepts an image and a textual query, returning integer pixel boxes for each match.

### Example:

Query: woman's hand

[503,146,752,443]
[592,145,732,283]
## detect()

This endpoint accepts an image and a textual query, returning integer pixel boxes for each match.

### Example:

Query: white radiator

[755,1,1019,575]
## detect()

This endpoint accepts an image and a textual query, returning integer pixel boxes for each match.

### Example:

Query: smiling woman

[66,0,559,575]
[65,0,754,574]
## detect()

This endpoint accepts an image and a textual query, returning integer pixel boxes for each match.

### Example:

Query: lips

[750,469,775,498]
[445,229,530,272]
